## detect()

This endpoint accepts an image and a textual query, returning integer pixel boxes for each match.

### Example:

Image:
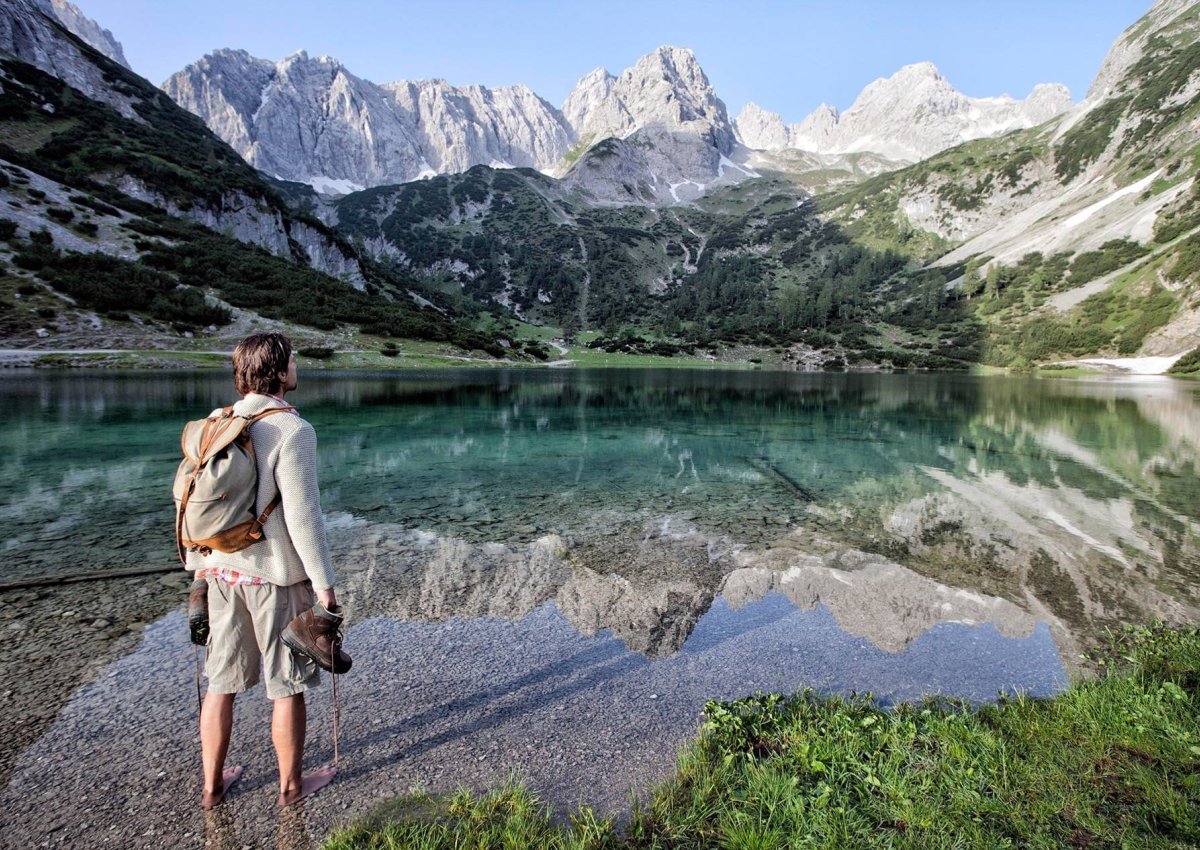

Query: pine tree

[984,264,1001,299]
[961,260,982,298]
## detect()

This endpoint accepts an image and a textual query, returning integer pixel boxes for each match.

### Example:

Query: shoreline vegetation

[325,624,1200,850]
[0,344,1194,378]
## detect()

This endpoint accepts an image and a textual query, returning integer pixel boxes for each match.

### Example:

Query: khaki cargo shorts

[205,578,320,700]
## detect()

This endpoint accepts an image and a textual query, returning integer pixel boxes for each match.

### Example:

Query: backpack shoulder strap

[246,405,295,422]
[238,405,295,539]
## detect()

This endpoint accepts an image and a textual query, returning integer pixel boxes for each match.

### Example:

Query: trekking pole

[193,644,204,716]
[331,644,341,769]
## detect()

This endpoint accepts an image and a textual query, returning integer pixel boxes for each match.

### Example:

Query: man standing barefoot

[190,333,341,809]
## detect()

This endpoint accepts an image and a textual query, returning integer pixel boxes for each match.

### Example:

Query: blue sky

[79,0,1151,120]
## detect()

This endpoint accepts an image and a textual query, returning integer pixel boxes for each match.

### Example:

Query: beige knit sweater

[186,393,336,590]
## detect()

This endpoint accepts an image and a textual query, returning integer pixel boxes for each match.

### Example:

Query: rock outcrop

[44,0,128,69]
[164,48,574,191]
[562,46,736,156]
[560,128,757,205]
[0,0,138,118]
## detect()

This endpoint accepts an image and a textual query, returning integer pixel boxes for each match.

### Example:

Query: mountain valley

[0,0,1196,375]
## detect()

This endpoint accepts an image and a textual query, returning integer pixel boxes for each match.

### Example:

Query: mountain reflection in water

[2,369,1198,668]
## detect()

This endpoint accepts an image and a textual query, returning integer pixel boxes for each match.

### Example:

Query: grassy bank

[325,624,1200,849]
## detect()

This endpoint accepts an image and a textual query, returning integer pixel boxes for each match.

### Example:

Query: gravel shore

[1,588,1065,849]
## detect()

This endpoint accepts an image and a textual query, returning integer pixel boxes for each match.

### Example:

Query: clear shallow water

[2,368,1198,845]
[3,368,1198,646]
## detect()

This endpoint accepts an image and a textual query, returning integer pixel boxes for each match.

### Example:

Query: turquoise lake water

[2,368,1198,682]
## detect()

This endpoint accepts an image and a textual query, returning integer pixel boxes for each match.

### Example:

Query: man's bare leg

[274,692,335,806]
[200,691,243,809]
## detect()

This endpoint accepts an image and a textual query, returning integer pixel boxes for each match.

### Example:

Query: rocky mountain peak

[165,47,575,190]
[634,45,706,86]
[274,49,351,86]
[563,44,734,154]
[893,61,943,82]
[162,49,275,154]
[789,102,840,151]
[1024,82,1074,120]
[571,66,617,94]
[740,61,1071,163]
[853,62,962,108]
[734,101,790,150]
[42,0,128,68]
[561,67,617,135]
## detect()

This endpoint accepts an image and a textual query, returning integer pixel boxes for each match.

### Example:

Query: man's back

[188,393,334,591]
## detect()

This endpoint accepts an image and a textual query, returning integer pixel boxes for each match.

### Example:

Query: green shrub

[1167,346,1200,375]
[13,252,44,271]
[21,243,231,327]
[1068,239,1149,284]
[298,346,334,360]
[1154,189,1200,245]
[1115,285,1175,354]
[1054,96,1128,182]
[69,194,120,216]
[1166,236,1200,282]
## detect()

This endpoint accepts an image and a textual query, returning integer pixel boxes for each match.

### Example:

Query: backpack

[172,405,294,566]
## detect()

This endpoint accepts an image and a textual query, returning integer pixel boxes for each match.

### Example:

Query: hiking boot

[188,578,210,646]
[281,602,352,674]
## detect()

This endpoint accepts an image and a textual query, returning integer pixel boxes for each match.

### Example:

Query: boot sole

[281,625,352,674]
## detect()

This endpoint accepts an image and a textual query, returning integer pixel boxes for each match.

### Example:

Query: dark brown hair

[232,333,292,396]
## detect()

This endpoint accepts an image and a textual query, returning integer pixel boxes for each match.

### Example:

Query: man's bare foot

[278,765,336,807]
[201,765,244,810]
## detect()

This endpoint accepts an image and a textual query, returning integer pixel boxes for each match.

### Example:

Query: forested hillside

[0,1,518,359]
[326,167,980,367]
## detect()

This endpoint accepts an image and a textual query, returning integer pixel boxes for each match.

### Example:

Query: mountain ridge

[164,42,1076,201]
[734,63,1073,162]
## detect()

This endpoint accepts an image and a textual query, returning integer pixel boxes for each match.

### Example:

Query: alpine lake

[1,368,1198,849]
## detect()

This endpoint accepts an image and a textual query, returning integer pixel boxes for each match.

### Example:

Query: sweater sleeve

[274,422,336,590]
